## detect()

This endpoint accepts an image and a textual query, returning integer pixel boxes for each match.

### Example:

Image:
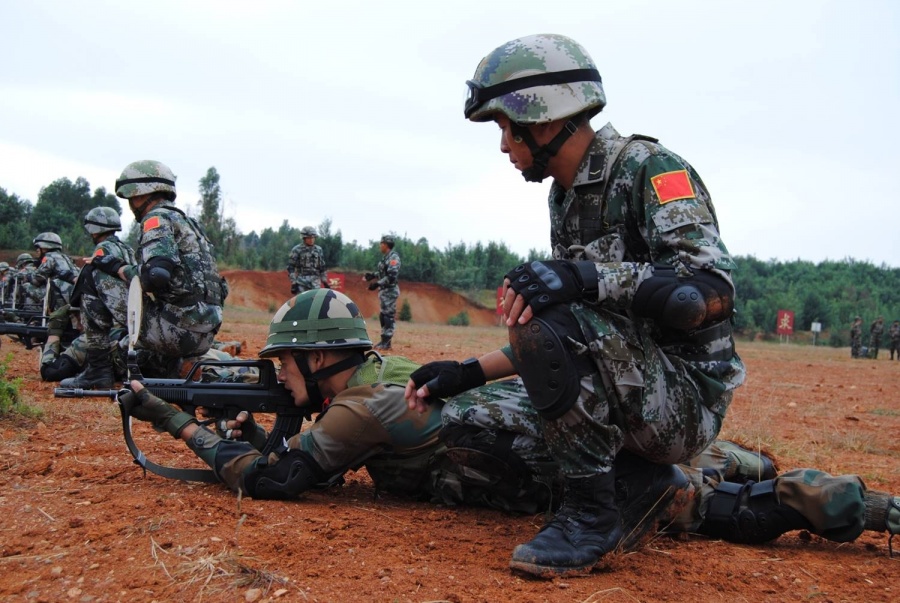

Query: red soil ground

[1,271,898,602]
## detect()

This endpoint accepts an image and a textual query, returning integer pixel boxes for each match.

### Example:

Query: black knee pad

[699,480,812,544]
[508,307,591,420]
[40,355,80,382]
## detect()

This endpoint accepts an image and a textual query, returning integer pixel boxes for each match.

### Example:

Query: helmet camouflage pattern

[380,234,395,245]
[115,160,177,201]
[83,206,122,235]
[259,289,372,357]
[465,33,606,124]
[33,232,63,251]
[16,253,35,267]
[0,262,9,272]
[300,226,318,237]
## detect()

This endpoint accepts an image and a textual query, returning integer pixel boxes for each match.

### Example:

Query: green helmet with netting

[300,226,317,237]
[115,160,177,201]
[33,232,63,251]
[83,206,122,236]
[16,253,35,267]
[464,33,606,124]
[259,289,372,357]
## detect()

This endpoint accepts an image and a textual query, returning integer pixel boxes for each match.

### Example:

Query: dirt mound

[222,269,498,326]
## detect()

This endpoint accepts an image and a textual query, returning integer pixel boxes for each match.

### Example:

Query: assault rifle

[0,316,78,350]
[54,357,310,483]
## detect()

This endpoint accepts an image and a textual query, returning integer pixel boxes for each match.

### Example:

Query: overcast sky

[1,1,898,267]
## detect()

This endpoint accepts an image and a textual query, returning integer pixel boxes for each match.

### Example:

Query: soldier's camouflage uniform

[515,123,744,477]
[123,200,227,365]
[890,321,900,360]
[444,379,890,543]
[78,235,136,352]
[16,265,46,312]
[375,249,401,339]
[868,318,884,359]
[850,319,863,358]
[287,243,327,292]
[29,251,78,312]
[41,330,128,382]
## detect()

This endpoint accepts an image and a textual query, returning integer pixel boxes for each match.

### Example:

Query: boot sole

[509,558,598,579]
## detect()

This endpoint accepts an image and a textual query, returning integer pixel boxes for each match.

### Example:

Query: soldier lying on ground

[124,289,899,570]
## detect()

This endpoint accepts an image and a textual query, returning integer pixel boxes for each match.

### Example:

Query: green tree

[0,187,33,249]
[198,167,223,249]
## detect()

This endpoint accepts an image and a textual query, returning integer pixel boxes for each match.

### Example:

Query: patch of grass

[447,311,470,326]
[869,408,900,417]
[0,353,42,420]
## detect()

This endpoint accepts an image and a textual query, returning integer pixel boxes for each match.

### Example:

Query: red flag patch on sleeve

[93,248,105,257]
[143,216,161,232]
[650,169,695,204]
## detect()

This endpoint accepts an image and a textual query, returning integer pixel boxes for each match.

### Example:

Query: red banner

[326,273,345,291]
[776,309,794,335]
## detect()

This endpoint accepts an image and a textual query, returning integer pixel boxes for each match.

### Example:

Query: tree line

[2,170,898,343]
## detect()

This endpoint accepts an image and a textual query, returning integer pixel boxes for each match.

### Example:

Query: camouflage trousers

[138,300,220,361]
[80,292,121,350]
[507,304,740,476]
[444,379,877,542]
[378,286,399,338]
[869,335,882,359]
[293,276,323,292]
[41,330,128,378]
[851,335,863,358]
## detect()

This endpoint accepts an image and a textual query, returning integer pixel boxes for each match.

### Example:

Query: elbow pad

[140,257,176,293]
[632,266,734,331]
[243,449,326,500]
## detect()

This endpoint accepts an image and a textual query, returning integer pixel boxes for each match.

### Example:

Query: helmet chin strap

[510,120,579,183]
[292,351,366,411]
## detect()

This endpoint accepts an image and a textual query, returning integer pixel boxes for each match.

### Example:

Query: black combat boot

[510,471,623,577]
[698,480,812,544]
[374,336,392,350]
[59,348,115,389]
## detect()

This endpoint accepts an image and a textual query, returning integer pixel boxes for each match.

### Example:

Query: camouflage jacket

[376,250,401,290]
[548,123,743,385]
[31,250,79,306]
[126,201,227,331]
[287,243,327,287]
[84,235,136,326]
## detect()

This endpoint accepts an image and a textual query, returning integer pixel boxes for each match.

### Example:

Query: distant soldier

[287,226,329,293]
[849,316,863,359]
[0,262,10,304]
[364,234,401,350]
[14,253,45,313]
[59,207,137,388]
[889,320,900,361]
[28,232,79,312]
[868,316,884,359]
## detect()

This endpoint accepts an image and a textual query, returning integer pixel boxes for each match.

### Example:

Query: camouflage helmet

[465,33,606,124]
[300,226,318,237]
[259,289,372,357]
[83,206,122,236]
[16,253,35,267]
[115,160,177,201]
[33,232,63,251]
[380,234,395,245]
[0,261,9,272]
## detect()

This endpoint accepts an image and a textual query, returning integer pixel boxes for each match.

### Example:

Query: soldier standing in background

[89,160,228,377]
[58,207,136,388]
[850,316,863,359]
[364,234,401,350]
[287,226,329,293]
[28,232,79,312]
[889,319,900,361]
[868,316,884,359]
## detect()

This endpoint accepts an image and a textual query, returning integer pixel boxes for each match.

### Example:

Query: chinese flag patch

[143,216,161,232]
[94,248,105,257]
[651,170,695,204]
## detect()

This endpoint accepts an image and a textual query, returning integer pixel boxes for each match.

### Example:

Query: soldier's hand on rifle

[367,281,379,291]
[364,272,377,281]
[202,408,253,440]
[290,283,300,295]
[122,382,198,439]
